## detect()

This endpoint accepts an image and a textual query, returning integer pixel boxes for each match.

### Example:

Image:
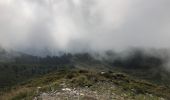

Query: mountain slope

[0,50,170,100]
[1,64,170,100]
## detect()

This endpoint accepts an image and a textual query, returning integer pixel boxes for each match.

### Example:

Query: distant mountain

[0,48,20,63]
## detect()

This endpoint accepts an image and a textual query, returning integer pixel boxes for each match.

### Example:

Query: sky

[0,0,170,56]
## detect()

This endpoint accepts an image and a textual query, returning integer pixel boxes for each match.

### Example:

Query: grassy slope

[1,67,170,100]
[1,52,170,100]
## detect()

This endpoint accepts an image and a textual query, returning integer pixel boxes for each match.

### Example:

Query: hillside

[0,68,169,100]
[0,50,170,100]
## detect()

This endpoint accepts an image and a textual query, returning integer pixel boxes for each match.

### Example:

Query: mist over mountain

[0,0,170,56]
[1,1,170,99]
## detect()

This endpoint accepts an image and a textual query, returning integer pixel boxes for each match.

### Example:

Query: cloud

[0,0,169,56]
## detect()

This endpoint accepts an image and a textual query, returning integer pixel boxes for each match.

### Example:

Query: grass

[0,69,170,100]
[0,87,36,100]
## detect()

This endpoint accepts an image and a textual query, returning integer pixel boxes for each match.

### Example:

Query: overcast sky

[0,0,170,56]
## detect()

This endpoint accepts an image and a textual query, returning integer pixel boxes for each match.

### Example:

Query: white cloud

[0,0,169,55]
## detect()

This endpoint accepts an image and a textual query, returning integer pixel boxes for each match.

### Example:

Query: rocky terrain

[1,69,168,100]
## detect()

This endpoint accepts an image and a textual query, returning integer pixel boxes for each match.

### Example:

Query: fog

[0,0,170,56]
